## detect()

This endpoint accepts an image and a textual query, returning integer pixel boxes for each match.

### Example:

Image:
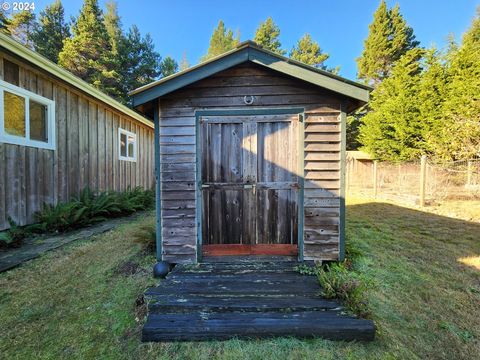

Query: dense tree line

[2,2,340,103]
[356,1,480,161]
[3,0,476,161]
[203,17,338,72]
[1,0,176,104]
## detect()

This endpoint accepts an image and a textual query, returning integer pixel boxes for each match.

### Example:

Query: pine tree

[357,0,419,86]
[442,8,480,159]
[289,33,332,70]
[58,0,117,94]
[160,56,178,77]
[7,10,36,48]
[0,9,11,35]
[359,48,425,161]
[254,17,285,54]
[118,25,161,102]
[390,4,419,60]
[30,0,70,63]
[179,51,190,71]
[346,114,363,150]
[104,1,122,56]
[201,20,240,61]
[417,48,449,158]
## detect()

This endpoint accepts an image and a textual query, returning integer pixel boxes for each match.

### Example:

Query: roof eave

[0,33,153,128]
[130,44,370,111]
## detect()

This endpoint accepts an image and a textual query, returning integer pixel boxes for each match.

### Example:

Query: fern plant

[0,217,30,248]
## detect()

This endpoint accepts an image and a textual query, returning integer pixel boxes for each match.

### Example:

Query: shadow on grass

[347,201,480,270]
[345,200,480,359]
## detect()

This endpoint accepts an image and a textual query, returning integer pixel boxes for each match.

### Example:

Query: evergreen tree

[0,9,11,35]
[417,48,449,158]
[30,0,70,63]
[289,33,332,70]
[58,0,117,95]
[357,0,419,86]
[346,114,363,150]
[104,1,122,56]
[7,10,36,48]
[254,17,285,54]
[359,48,425,161]
[118,25,161,102]
[160,56,178,77]
[390,4,419,60]
[201,20,240,61]
[442,9,480,159]
[179,51,190,71]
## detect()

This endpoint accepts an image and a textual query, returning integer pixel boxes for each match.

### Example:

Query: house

[130,41,370,266]
[0,33,155,230]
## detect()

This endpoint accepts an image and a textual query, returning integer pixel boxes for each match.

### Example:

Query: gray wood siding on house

[0,51,155,230]
[158,63,346,263]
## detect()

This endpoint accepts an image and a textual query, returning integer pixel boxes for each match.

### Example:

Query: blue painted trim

[195,112,203,263]
[297,112,305,262]
[194,107,305,261]
[153,101,162,262]
[339,108,347,262]
[195,108,305,117]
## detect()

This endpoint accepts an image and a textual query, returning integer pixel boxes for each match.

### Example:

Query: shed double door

[200,113,300,256]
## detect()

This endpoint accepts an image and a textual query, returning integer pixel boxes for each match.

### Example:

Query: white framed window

[0,79,56,150]
[118,128,137,162]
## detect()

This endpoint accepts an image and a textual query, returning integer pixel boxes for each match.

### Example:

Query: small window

[4,90,25,137]
[3,59,19,86]
[0,80,55,150]
[118,128,136,162]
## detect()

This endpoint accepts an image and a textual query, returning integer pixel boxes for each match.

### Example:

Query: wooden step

[145,278,320,297]
[172,261,300,274]
[142,311,375,342]
[147,294,342,313]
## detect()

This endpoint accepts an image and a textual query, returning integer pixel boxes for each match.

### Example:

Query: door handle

[244,184,256,194]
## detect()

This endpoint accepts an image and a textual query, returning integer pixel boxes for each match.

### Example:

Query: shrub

[132,223,156,253]
[34,187,154,234]
[0,217,30,248]
[295,238,371,317]
[34,201,85,233]
[317,263,370,318]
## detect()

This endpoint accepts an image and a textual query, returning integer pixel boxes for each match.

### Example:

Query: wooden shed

[130,41,370,264]
[0,34,155,230]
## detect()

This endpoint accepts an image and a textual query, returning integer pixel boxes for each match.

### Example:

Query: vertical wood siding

[0,52,155,230]
[158,62,346,263]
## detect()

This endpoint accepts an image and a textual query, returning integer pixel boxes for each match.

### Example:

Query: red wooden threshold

[202,244,298,256]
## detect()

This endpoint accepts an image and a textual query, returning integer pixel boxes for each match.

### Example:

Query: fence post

[467,160,473,186]
[419,155,427,207]
[373,160,378,199]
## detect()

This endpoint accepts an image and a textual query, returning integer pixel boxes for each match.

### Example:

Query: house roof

[130,40,371,115]
[0,33,153,129]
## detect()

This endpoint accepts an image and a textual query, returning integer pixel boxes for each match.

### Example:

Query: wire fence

[346,155,480,206]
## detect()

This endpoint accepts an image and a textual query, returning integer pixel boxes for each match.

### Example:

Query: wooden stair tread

[142,311,375,341]
[147,294,341,313]
[142,262,375,342]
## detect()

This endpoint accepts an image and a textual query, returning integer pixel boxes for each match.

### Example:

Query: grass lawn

[0,199,479,359]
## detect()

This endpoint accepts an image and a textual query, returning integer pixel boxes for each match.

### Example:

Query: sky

[30,0,479,80]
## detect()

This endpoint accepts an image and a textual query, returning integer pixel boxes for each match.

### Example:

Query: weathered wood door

[200,113,300,256]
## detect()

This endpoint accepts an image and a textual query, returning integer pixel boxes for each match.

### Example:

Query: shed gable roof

[130,41,371,112]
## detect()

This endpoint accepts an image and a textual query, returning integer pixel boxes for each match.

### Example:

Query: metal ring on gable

[243,95,254,105]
